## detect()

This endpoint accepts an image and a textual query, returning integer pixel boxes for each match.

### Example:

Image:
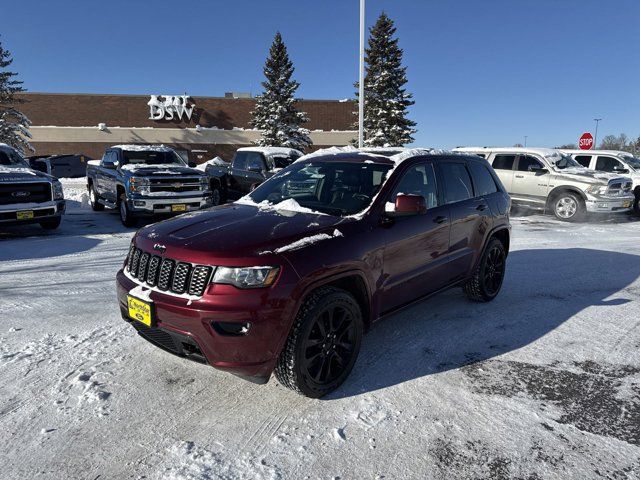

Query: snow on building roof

[237,147,303,157]
[110,144,174,152]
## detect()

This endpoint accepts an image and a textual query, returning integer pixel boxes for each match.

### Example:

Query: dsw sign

[148,95,195,121]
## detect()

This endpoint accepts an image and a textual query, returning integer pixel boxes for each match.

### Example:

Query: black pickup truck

[205,147,302,204]
[86,145,212,227]
[0,144,65,229]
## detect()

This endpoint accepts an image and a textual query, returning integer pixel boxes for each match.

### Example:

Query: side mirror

[247,165,264,174]
[387,194,427,216]
[103,161,118,170]
[528,165,548,173]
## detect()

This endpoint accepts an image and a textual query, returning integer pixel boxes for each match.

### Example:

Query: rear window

[441,163,474,204]
[122,150,184,166]
[469,162,498,196]
[492,155,516,170]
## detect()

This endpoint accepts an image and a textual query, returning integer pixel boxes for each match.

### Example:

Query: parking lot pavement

[0,211,639,479]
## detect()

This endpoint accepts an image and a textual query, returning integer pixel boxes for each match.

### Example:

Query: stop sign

[579,132,594,150]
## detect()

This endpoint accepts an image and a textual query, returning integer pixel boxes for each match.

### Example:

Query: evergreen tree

[355,12,416,147]
[250,32,311,152]
[0,37,32,154]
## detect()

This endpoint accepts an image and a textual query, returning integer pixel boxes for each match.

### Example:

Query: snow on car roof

[237,147,303,157]
[110,144,174,152]
[295,146,452,165]
[454,146,559,157]
[560,149,636,158]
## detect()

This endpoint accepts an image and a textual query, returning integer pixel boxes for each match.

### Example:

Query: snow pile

[161,441,282,480]
[261,229,343,255]
[111,144,172,152]
[195,157,227,171]
[59,178,89,209]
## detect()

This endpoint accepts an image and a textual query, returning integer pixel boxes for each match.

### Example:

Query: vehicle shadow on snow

[330,248,640,399]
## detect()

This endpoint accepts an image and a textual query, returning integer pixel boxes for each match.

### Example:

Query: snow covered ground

[0,189,639,479]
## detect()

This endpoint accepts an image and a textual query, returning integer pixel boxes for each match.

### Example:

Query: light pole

[524,136,528,147]
[358,0,365,148]
[594,118,602,148]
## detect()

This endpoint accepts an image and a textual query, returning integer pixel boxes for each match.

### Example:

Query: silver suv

[453,147,634,221]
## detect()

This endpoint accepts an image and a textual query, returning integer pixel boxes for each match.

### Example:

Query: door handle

[434,216,447,224]
[515,175,524,178]
[476,204,488,211]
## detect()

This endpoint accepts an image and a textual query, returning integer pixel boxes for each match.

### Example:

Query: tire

[463,237,507,302]
[551,192,584,222]
[211,186,223,206]
[40,216,62,230]
[275,286,363,398]
[119,194,137,227]
[89,185,104,211]
[633,192,640,216]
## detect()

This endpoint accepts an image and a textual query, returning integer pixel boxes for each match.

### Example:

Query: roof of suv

[561,149,638,157]
[454,146,559,157]
[296,146,460,166]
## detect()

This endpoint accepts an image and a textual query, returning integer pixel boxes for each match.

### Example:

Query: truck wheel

[40,217,62,230]
[211,186,222,206]
[633,192,640,216]
[552,192,584,222]
[119,194,137,227]
[89,185,104,211]
[275,286,363,398]
[463,237,506,302]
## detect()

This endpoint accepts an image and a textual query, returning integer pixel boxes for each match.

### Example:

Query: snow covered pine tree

[250,32,312,152]
[355,13,416,147]
[0,37,33,154]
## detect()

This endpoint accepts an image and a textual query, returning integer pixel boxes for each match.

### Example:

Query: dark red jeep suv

[116,149,511,397]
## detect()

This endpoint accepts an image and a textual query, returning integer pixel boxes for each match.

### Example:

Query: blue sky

[2,0,639,148]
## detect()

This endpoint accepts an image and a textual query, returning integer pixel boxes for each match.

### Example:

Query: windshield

[0,148,29,168]
[248,161,393,216]
[623,156,640,170]
[122,150,185,166]
[547,152,583,170]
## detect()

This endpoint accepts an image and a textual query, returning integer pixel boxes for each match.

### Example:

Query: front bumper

[585,194,635,213]
[0,200,65,225]
[116,269,297,382]
[126,193,212,216]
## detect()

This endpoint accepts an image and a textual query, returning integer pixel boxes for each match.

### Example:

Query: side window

[232,152,248,170]
[389,163,439,209]
[246,153,266,171]
[469,162,498,196]
[102,151,115,165]
[574,155,592,168]
[441,162,474,204]
[516,155,544,172]
[492,155,516,170]
[595,156,623,172]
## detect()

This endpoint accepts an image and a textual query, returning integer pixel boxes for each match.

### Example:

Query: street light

[358,0,365,148]
[594,118,602,148]
[524,136,528,147]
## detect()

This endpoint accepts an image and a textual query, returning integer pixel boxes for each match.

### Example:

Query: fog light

[598,203,608,208]
[134,201,146,207]
[211,321,251,336]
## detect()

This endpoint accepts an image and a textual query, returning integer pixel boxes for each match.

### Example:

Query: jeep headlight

[52,181,64,200]
[212,266,280,289]
[130,177,150,194]
[586,185,608,195]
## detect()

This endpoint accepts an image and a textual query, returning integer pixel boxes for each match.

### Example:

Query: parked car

[561,149,640,214]
[454,147,635,221]
[0,143,65,229]
[206,147,302,205]
[27,154,90,178]
[116,148,511,397]
[86,145,212,227]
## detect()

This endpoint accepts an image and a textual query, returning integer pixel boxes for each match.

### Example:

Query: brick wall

[17,93,356,131]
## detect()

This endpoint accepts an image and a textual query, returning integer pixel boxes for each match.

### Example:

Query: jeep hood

[136,203,351,258]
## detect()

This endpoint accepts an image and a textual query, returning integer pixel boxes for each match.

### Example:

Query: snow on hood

[195,157,227,171]
[120,163,193,174]
[0,166,37,176]
[554,167,630,184]
[235,196,327,216]
[259,229,343,255]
